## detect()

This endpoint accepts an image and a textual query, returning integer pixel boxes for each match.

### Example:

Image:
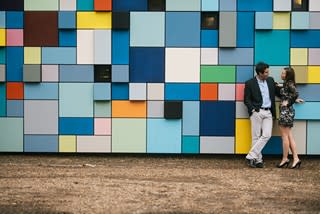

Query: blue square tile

[201,30,218,48]
[262,136,282,155]
[112,31,129,64]
[130,47,164,83]
[7,100,23,117]
[111,83,129,100]
[166,12,200,47]
[6,11,23,28]
[236,66,254,83]
[0,12,5,28]
[237,12,254,47]
[59,30,77,47]
[200,101,235,136]
[58,11,76,29]
[113,0,147,11]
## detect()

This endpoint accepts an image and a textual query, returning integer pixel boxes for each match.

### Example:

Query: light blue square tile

[130,12,165,47]
[147,119,181,153]
[220,0,236,11]
[292,12,309,30]
[166,0,200,11]
[112,65,129,82]
[183,101,199,135]
[0,118,23,152]
[0,12,5,28]
[255,12,273,29]
[307,121,320,155]
[59,83,93,117]
[202,0,219,11]
[94,83,111,100]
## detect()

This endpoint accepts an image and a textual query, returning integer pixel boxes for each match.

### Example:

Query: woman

[276,67,304,169]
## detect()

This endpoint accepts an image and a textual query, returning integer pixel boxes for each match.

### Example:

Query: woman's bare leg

[288,128,300,164]
[279,126,290,163]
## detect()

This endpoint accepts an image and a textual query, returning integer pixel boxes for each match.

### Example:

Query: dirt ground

[0,154,319,214]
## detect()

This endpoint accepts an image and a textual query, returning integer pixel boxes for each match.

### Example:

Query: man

[244,62,277,168]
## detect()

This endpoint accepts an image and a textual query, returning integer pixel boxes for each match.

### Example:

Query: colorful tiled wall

[1,0,320,154]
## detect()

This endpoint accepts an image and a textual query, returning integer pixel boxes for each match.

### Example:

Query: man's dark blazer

[244,76,277,117]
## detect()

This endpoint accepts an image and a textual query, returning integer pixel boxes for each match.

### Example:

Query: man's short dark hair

[255,62,269,75]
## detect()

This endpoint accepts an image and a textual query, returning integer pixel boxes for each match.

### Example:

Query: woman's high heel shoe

[276,159,290,168]
[290,160,302,169]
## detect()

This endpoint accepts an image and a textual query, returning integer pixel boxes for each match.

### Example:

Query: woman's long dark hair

[284,67,296,85]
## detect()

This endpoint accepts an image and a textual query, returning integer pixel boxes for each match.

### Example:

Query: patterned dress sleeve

[286,81,298,107]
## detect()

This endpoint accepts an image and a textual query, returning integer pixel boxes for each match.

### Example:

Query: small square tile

[0,65,5,82]
[148,0,166,11]
[147,101,164,118]
[42,65,59,82]
[94,83,111,100]
[147,83,164,100]
[23,65,41,82]
[112,12,130,30]
[112,65,129,82]
[94,118,111,135]
[6,29,23,46]
[129,83,147,100]
[94,65,111,82]
[218,84,235,100]
[164,101,182,119]
[7,100,23,117]
[58,11,76,29]
[201,12,219,29]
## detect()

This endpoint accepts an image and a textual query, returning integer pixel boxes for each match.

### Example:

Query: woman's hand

[281,100,288,107]
[295,98,304,104]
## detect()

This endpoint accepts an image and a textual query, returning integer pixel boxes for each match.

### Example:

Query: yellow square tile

[273,12,291,29]
[308,66,320,83]
[59,135,76,152]
[235,119,251,154]
[77,12,111,29]
[24,47,41,64]
[0,29,6,46]
[290,48,308,65]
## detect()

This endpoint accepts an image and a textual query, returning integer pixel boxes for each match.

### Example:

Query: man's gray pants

[246,109,273,163]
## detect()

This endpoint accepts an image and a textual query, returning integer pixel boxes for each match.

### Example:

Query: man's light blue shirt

[256,76,271,108]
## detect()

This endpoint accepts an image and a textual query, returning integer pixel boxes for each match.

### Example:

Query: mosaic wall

[0,0,320,154]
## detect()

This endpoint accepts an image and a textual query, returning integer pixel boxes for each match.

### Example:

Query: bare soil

[0,154,319,214]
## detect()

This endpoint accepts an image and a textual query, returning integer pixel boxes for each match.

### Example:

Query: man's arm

[244,80,255,113]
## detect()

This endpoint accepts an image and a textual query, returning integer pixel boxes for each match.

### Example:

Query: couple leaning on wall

[244,62,304,169]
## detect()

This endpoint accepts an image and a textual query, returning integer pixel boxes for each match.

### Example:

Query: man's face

[258,68,269,80]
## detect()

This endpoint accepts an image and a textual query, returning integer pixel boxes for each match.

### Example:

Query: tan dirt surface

[0,154,319,214]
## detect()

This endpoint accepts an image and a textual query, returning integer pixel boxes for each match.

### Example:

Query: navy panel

[262,136,282,155]
[130,47,165,83]
[113,0,147,11]
[200,101,235,136]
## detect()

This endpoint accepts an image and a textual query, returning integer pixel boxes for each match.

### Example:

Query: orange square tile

[7,82,24,100]
[112,101,146,118]
[94,0,112,10]
[200,83,218,100]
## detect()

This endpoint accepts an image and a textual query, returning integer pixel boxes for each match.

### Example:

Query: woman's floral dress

[278,80,298,128]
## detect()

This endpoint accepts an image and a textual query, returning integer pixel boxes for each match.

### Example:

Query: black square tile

[94,65,111,82]
[164,101,182,119]
[148,0,165,11]
[112,12,130,30]
[292,0,309,11]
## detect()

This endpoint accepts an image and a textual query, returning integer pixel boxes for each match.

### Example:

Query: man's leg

[246,111,263,161]
[248,110,273,163]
